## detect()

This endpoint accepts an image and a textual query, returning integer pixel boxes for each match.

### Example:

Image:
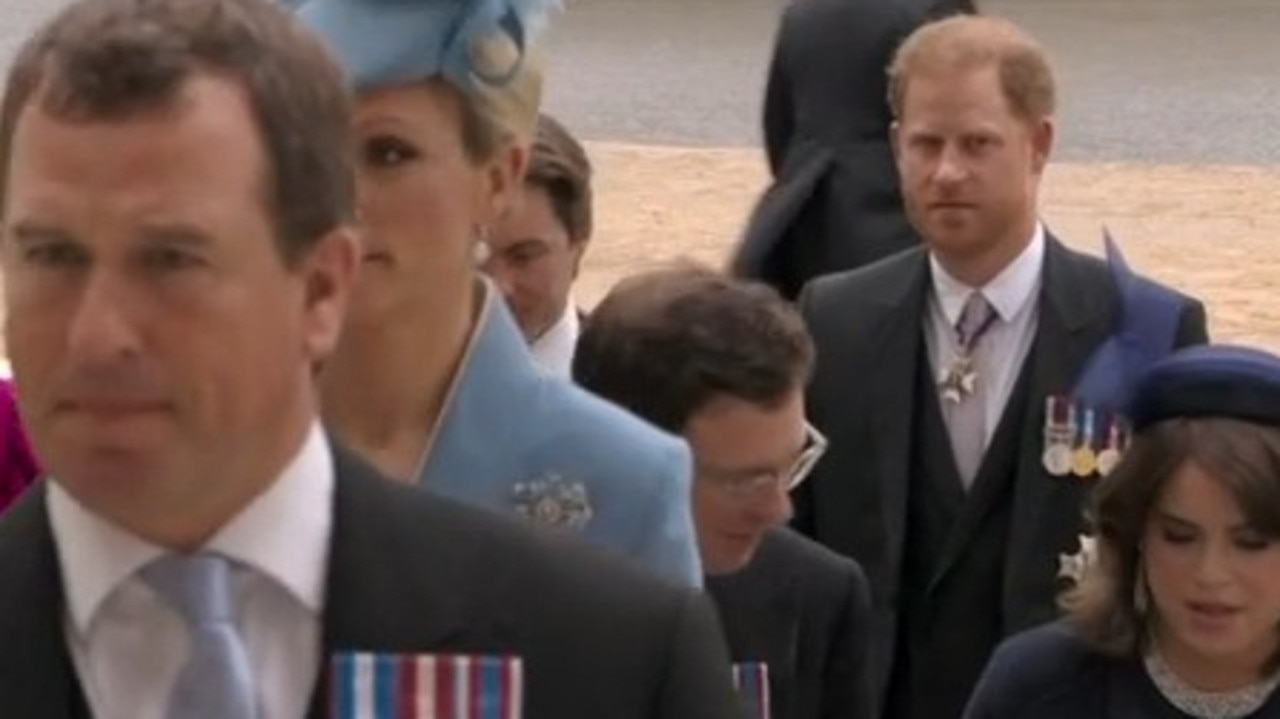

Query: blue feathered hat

[288,0,561,93]
[1071,229,1186,414]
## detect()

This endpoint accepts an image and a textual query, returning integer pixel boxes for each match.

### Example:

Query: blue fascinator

[1071,229,1185,413]
[289,0,561,92]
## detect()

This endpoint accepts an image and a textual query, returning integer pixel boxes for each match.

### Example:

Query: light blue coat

[416,284,702,587]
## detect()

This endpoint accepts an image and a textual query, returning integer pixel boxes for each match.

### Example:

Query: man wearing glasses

[574,264,873,719]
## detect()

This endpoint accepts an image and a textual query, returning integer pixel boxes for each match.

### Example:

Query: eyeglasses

[698,423,829,500]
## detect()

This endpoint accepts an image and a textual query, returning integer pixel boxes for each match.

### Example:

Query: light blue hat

[288,0,560,93]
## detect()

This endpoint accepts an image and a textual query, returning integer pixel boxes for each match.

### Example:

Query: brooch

[511,474,594,531]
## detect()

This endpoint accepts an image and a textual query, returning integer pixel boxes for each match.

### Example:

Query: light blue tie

[141,553,258,719]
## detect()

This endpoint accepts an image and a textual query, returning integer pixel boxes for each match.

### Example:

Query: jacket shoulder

[760,529,872,623]
[1049,232,1206,338]
[537,380,689,475]
[784,0,913,34]
[764,529,866,588]
[966,621,1107,718]
[339,455,698,618]
[801,248,924,314]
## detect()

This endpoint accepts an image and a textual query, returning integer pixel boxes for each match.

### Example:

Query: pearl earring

[473,225,493,266]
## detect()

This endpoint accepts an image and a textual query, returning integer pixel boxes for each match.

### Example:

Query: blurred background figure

[297,0,702,586]
[486,113,593,378]
[576,264,874,719]
[731,0,978,300]
[966,344,1280,718]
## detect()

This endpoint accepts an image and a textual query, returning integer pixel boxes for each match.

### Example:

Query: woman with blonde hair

[965,344,1280,718]
[291,0,701,586]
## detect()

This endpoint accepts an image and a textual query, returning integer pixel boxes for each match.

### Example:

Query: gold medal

[1071,446,1097,477]
[1071,407,1098,478]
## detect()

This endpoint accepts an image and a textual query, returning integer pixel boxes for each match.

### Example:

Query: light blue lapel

[416,282,546,503]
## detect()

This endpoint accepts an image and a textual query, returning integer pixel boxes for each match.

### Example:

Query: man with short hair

[795,15,1208,719]
[0,1,744,716]
[576,265,873,719]
[730,0,979,300]
[486,113,592,378]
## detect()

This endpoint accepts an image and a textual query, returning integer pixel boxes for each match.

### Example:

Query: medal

[330,652,523,719]
[1096,416,1125,476]
[732,663,771,719]
[1071,407,1098,478]
[1041,395,1075,476]
[1071,445,1097,477]
[1043,444,1074,476]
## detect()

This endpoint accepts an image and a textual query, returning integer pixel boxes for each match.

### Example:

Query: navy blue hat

[1126,344,1280,431]
[1072,229,1185,413]
[291,0,560,92]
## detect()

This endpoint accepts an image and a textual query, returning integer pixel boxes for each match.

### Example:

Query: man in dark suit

[731,0,977,300]
[0,1,742,716]
[793,15,1208,719]
[575,265,874,719]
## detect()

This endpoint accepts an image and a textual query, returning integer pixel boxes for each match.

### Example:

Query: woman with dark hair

[964,344,1280,718]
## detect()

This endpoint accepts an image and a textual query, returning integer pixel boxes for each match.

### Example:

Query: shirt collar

[49,421,335,634]
[930,222,1046,325]
[529,300,580,379]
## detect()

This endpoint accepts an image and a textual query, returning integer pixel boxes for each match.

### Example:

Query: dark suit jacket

[707,528,874,719]
[0,446,746,718]
[731,0,976,300]
[964,621,1280,719]
[793,237,1207,713]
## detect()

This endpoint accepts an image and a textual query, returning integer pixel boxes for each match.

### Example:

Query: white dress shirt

[49,422,334,719]
[530,301,580,379]
[925,225,1046,450]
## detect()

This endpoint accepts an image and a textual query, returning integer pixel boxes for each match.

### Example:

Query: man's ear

[300,225,359,362]
[482,142,530,225]
[1029,116,1055,175]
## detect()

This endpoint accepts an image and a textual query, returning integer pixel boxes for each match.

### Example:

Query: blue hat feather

[291,0,562,92]
[1071,228,1185,413]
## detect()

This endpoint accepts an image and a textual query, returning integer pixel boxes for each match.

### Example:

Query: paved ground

[541,0,1280,164]
[4,0,1279,164]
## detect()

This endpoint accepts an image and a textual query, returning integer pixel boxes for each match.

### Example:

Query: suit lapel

[307,446,480,717]
[0,483,90,718]
[863,253,930,589]
[1003,236,1117,629]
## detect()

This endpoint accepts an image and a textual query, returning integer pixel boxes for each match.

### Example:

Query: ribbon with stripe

[330,652,523,719]
[732,661,771,719]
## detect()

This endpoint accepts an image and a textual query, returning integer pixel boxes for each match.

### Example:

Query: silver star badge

[1057,534,1098,585]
